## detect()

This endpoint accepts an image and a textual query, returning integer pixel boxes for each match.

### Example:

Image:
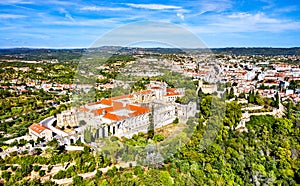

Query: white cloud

[260,0,274,9]
[198,0,232,14]
[177,13,184,21]
[126,3,181,10]
[0,0,33,4]
[80,6,128,11]
[90,21,207,48]
[0,14,27,19]
[124,3,187,22]
[274,6,298,13]
[184,0,232,20]
[44,17,136,27]
[227,12,279,24]
[189,12,300,33]
[59,8,75,22]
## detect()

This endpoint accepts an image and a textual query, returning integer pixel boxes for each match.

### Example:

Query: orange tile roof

[92,95,133,106]
[77,107,89,112]
[167,88,176,92]
[151,87,162,89]
[166,87,181,97]
[112,95,133,100]
[241,71,247,75]
[165,92,180,96]
[103,113,127,121]
[129,110,149,117]
[134,90,153,95]
[100,104,150,121]
[29,123,50,134]
[92,106,114,115]
[112,101,124,109]
[100,99,112,105]
[127,104,150,112]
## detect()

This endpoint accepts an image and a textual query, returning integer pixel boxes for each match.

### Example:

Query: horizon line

[0,46,300,50]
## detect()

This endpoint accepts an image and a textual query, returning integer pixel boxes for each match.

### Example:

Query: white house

[29,123,53,141]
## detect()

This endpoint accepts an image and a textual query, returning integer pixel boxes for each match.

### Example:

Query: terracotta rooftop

[101,104,150,121]
[29,123,50,134]
[165,92,180,96]
[166,88,181,97]
[77,107,89,112]
[100,99,112,105]
[166,88,176,92]
[88,95,133,106]
[92,106,114,115]
[134,90,153,95]
[151,87,162,89]
[103,113,127,121]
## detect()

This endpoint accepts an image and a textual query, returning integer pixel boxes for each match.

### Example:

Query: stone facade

[57,109,78,128]
[57,81,197,142]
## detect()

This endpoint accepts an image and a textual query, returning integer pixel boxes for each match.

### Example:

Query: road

[40,116,68,137]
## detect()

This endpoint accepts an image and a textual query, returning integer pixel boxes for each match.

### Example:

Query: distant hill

[211,47,300,56]
[0,47,300,61]
[0,48,84,61]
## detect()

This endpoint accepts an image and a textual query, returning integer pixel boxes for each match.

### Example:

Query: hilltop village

[21,52,300,145]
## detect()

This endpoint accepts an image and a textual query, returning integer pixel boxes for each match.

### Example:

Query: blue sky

[0,0,299,48]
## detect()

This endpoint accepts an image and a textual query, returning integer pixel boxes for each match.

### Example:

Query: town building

[55,81,197,142]
[57,109,78,128]
[29,123,53,141]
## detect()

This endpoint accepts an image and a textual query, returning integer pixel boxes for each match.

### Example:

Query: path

[236,103,285,132]
[41,116,68,137]
[52,161,136,185]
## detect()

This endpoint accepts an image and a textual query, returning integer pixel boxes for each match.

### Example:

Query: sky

[0,0,300,48]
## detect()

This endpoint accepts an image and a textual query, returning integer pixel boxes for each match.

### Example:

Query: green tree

[248,89,255,103]
[286,100,293,119]
[153,134,165,142]
[275,91,280,109]
[33,165,41,172]
[53,170,66,179]
[254,91,264,105]
[1,171,11,181]
[73,175,83,185]
[223,101,242,128]
[39,170,46,177]
[134,166,144,176]
[229,87,234,99]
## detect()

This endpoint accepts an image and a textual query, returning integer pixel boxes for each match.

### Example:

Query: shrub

[134,166,144,176]
[95,170,103,179]
[47,165,53,173]
[0,164,7,170]
[11,165,17,171]
[39,170,46,177]
[33,165,41,172]
[138,132,144,137]
[132,134,138,141]
[53,170,66,179]
[73,175,83,185]
[173,118,179,124]
[1,171,11,181]
[153,134,165,142]
[110,136,119,142]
